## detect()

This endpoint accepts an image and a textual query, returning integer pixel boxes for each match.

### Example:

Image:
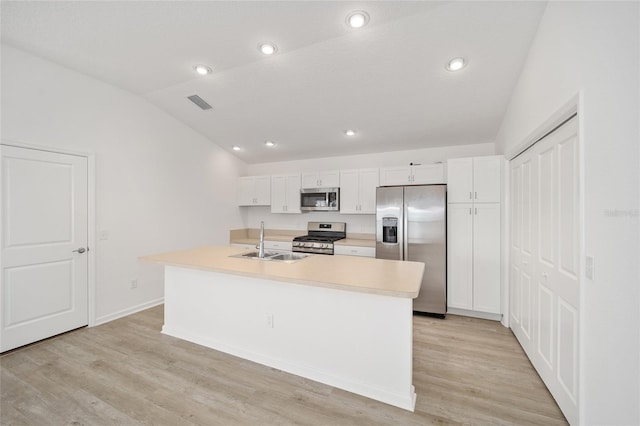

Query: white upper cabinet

[447,156,502,203]
[379,163,444,186]
[339,168,379,214]
[379,166,411,186]
[473,156,502,203]
[301,170,340,188]
[411,163,445,185]
[238,175,271,206]
[446,158,474,202]
[271,174,301,214]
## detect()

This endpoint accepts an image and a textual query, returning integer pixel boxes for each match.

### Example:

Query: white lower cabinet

[334,245,375,258]
[447,203,501,315]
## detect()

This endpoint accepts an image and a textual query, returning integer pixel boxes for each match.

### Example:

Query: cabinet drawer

[334,245,375,258]
[264,241,293,252]
[230,243,257,250]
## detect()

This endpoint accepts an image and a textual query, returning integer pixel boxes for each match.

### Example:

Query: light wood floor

[1,306,567,425]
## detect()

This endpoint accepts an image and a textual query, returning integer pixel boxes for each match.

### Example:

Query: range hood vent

[187,95,212,110]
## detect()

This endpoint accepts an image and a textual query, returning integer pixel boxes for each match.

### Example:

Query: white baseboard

[447,307,503,323]
[93,297,164,326]
[162,324,416,411]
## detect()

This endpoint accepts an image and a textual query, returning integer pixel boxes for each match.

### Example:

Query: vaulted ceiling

[1,1,546,163]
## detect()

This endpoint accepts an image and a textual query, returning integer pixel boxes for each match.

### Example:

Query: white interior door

[509,116,580,424]
[1,145,89,352]
[510,153,536,355]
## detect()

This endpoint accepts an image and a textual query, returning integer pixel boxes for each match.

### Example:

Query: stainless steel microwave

[300,188,340,211]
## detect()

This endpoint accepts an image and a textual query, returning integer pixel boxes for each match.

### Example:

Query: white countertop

[141,246,423,298]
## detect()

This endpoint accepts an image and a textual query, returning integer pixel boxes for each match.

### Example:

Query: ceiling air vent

[187,94,212,110]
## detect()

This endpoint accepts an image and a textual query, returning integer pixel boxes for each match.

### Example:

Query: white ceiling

[1,1,547,164]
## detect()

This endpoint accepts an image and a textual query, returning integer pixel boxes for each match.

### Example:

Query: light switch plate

[585,255,594,280]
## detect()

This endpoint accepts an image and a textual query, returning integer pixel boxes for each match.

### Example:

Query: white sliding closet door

[509,116,580,424]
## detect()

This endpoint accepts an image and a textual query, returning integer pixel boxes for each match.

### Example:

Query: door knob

[72,247,87,254]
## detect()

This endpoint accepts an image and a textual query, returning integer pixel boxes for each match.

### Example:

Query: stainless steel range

[292,222,346,255]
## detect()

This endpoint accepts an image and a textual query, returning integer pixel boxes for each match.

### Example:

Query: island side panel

[162,265,416,411]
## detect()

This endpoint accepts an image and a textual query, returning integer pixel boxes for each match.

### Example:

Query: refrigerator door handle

[403,202,408,260]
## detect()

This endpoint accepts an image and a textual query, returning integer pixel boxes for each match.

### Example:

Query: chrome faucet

[257,221,265,258]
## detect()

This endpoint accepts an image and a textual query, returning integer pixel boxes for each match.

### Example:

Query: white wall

[1,45,248,323]
[245,143,495,233]
[495,2,640,424]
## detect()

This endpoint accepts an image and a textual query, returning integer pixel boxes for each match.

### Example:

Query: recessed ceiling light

[259,42,278,55]
[346,11,370,29]
[232,146,241,151]
[446,57,467,72]
[264,140,276,147]
[345,130,357,136]
[194,64,212,75]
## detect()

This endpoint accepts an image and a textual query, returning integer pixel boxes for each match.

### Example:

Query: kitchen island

[141,246,424,411]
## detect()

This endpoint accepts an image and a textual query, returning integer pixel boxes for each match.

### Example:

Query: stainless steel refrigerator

[376,185,446,316]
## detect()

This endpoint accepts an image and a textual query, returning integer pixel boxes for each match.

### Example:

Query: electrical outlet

[266,313,274,328]
[130,279,138,289]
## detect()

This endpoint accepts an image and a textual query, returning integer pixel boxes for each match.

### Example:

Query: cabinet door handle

[469,208,472,215]
[469,191,472,200]
[475,208,477,215]
[475,191,478,199]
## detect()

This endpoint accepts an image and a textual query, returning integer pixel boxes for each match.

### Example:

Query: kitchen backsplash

[245,207,375,235]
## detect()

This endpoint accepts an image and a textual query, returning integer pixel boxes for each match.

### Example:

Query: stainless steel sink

[230,251,310,262]
[235,251,279,259]
[269,252,310,262]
